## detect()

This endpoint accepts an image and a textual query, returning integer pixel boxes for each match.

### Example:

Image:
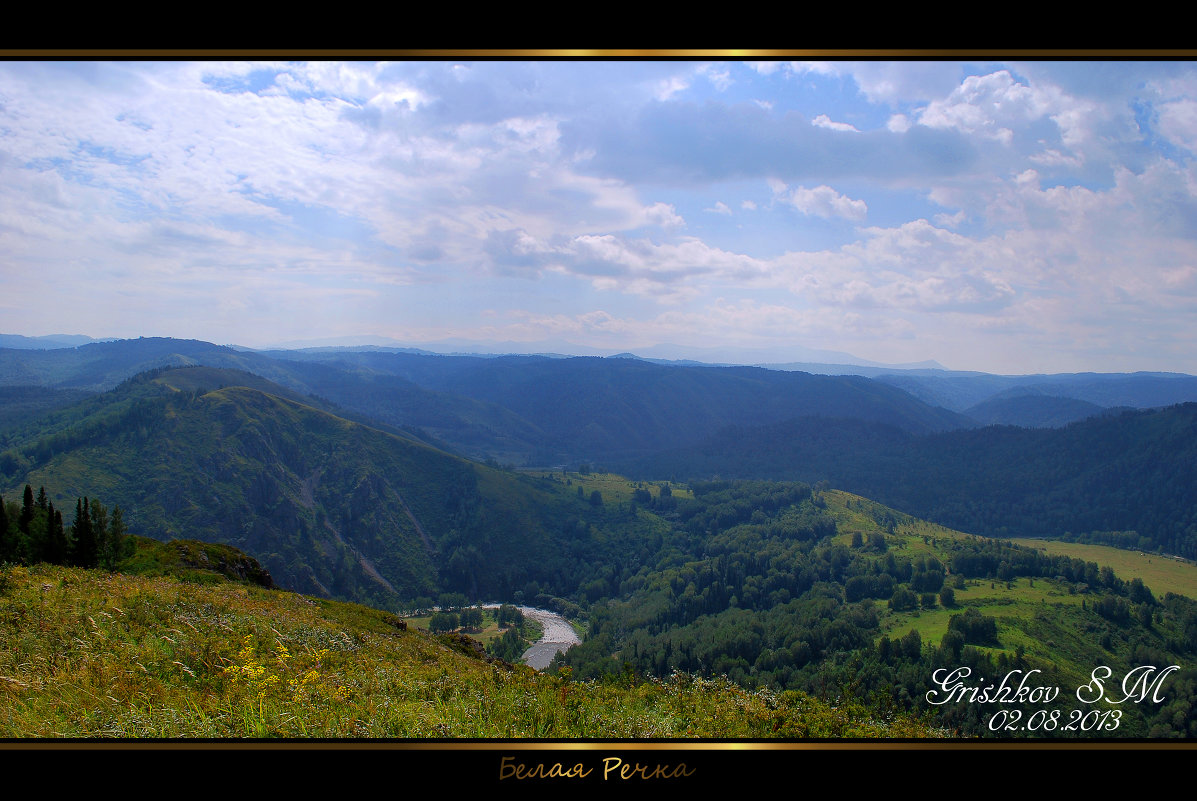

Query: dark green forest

[552,481,1197,737]
[619,404,1197,558]
[0,367,671,612]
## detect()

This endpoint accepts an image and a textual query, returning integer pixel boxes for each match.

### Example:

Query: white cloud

[643,202,685,228]
[783,62,840,79]
[812,114,859,133]
[785,185,868,221]
[1029,148,1083,168]
[700,64,733,92]
[1156,98,1197,153]
[934,210,966,228]
[748,62,782,76]
[782,61,963,105]
[918,71,1049,139]
[915,69,1099,161]
[4,61,1197,372]
[654,75,690,101]
[566,234,770,297]
[365,84,428,112]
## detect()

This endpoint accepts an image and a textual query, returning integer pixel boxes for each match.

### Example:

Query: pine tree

[90,500,109,548]
[72,497,98,569]
[19,485,34,535]
[25,489,49,563]
[44,505,68,565]
[99,505,130,570]
[1,496,29,565]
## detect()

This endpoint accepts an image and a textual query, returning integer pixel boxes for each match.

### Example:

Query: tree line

[1,484,131,570]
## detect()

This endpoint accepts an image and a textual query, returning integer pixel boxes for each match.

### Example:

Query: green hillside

[560,485,1197,738]
[0,367,675,611]
[0,561,940,738]
[823,492,1192,689]
[3,375,450,605]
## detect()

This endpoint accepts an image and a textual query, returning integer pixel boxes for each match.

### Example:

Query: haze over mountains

[266,336,949,370]
[6,334,1196,427]
[4,335,1197,584]
[0,334,119,350]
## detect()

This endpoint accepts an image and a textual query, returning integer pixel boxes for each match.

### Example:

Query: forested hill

[558,483,1197,738]
[874,370,1197,413]
[7,338,1197,469]
[0,367,661,610]
[265,350,973,457]
[620,403,1197,557]
[0,337,266,391]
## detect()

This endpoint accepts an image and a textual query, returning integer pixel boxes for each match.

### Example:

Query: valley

[2,337,1197,739]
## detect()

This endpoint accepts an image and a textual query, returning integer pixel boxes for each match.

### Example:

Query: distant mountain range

[3,335,1197,581]
[259,335,944,369]
[0,337,969,466]
[0,334,117,350]
[4,336,1197,456]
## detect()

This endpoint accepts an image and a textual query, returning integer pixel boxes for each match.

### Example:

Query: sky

[3,58,1197,374]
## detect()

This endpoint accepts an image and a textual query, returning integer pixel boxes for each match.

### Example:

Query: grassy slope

[535,470,694,505]
[1010,537,1197,601]
[0,563,942,738]
[822,489,1189,690]
[828,487,1197,605]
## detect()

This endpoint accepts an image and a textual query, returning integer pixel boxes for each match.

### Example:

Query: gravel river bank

[516,606,581,670]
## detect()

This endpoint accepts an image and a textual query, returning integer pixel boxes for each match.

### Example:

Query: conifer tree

[19,485,34,535]
[1,496,29,565]
[44,505,68,565]
[90,500,109,548]
[25,490,49,564]
[72,497,98,569]
[99,505,130,570]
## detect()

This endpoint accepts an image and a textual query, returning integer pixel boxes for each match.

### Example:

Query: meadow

[0,562,943,738]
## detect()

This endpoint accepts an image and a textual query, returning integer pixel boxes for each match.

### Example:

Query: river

[473,603,581,670]
[515,605,581,670]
